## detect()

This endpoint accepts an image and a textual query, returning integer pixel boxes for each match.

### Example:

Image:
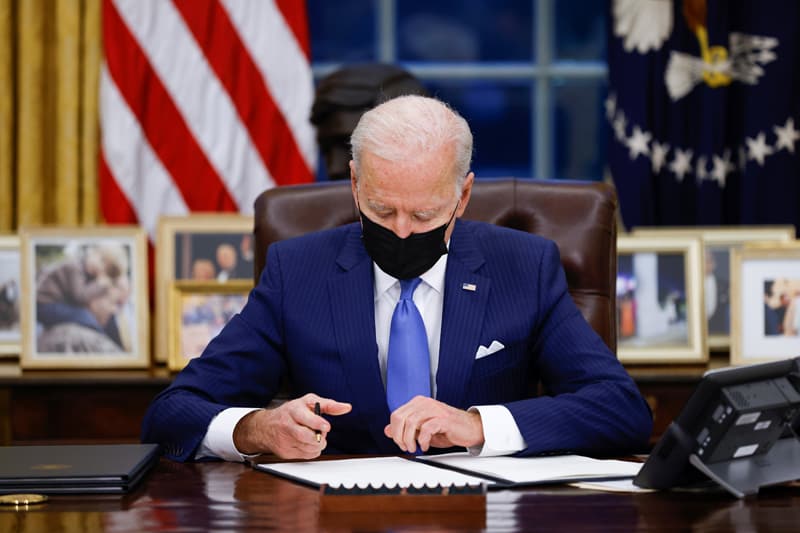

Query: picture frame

[632,226,795,349]
[168,280,252,371]
[19,226,149,369]
[616,235,707,364]
[0,235,21,357]
[155,214,254,364]
[730,243,800,366]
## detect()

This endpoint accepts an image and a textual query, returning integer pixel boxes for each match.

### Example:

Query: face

[84,249,103,276]
[192,259,216,280]
[704,250,715,275]
[216,245,237,270]
[349,144,474,242]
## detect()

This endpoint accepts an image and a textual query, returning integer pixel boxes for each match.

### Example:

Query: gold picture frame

[19,226,149,369]
[730,243,800,366]
[167,280,252,371]
[617,235,707,364]
[155,214,254,364]
[0,235,21,357]
[633,226,795,349]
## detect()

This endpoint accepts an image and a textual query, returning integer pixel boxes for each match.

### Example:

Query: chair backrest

[253,178,618,352]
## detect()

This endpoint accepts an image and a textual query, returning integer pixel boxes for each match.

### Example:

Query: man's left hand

[384,396,485,453]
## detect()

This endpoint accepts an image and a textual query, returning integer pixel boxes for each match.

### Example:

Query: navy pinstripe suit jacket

[142,220,652,461]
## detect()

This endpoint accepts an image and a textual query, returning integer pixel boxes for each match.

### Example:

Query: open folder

[255,452,642,490]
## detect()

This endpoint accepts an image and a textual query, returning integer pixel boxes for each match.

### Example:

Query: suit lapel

[437,221,490,408]
[328,226,393,448]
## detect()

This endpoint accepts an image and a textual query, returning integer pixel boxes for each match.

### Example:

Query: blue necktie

[386,278,431,412]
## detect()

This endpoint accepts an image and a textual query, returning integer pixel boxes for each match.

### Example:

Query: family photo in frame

[731,243,800,366]
[168,280,251,371]
[616,235,706,364]
[0,236,21,356]
[633,226,796,350]
[19,227,149,369]
[155,214,254,363]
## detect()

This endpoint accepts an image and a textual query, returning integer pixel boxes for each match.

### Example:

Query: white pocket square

[475,340,505,359]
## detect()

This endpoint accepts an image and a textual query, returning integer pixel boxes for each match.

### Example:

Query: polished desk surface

[2,457,800,532]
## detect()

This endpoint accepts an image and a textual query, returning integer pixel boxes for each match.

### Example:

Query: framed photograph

[155,214,254,363]
[616,235,707,364]
[730,243,800,366]
[633,226,795,349]
[168,280,251,371]
[0,235,21,357]
[19,227,149,369]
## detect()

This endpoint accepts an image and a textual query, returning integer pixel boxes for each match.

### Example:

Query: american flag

[99,0,316,239]
[607,0,800,231]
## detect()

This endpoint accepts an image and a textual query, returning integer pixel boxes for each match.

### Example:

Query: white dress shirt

[198,252,526,461]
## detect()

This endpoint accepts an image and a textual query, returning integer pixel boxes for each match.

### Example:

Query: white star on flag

[651,141,670,173]
[669,148,693,182]
[746,132,774,166]
[774,118,800,153]
[626,126,651,160]
[613,114,628,142]
[710,150,733,188]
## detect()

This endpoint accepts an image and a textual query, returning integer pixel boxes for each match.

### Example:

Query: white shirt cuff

[196,407,262,462]
[467,405,526,457]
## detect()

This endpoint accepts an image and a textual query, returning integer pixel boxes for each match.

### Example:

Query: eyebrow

[412,207,442,219]
[365,199,444,219]
[364,199,392,213]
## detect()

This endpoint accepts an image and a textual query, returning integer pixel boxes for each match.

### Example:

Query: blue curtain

[607,0,800,233]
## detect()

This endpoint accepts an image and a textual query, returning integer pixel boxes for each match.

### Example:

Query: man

[214,243,238,282]
[310,63,427,181]
[142,95,652,462]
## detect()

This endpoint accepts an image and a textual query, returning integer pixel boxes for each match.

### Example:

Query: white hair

[350,95,473,193]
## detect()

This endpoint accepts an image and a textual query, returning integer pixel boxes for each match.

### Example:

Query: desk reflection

[1,459,800,532]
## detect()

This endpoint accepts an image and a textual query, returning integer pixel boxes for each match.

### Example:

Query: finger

[319,400,352,416]
[402,413,421,453]
[287,417,327,449]
[387,411,409,451]
[300,394,352,418]
[286,400,329,438]
[393,407,422,453]
[285,440,323,460]
[417,419,443,452]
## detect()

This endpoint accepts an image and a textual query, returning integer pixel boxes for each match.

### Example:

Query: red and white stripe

[100,0,315,239]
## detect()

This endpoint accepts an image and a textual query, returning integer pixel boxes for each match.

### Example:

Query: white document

[569,479,655,493]
[417,452,642,485]
[256,454,642,489]
[256,456,492,489]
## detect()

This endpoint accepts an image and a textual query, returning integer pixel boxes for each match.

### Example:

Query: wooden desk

[1,458,799,532]
[0,367,172,445]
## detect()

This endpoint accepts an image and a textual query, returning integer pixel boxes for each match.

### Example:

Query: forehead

[359,148,456,208]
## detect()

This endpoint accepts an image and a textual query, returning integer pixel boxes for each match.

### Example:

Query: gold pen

[314,402,321,443]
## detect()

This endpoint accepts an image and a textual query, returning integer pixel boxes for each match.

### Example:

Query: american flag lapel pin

[461,283,477,292]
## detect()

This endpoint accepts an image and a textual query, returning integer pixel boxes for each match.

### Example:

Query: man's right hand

[233,393,352,459]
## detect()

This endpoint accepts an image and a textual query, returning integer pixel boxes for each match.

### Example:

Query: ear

[349,161,359,209]
[456,172,475,217]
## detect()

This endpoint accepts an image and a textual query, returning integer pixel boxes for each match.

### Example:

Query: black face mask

[359,205,457,280]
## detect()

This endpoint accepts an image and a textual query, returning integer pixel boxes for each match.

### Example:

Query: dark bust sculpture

[310,64,428,180]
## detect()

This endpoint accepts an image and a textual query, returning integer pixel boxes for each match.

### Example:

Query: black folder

[0,443,160,494]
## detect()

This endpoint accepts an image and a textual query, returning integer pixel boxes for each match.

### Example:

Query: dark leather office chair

[253,178,618,352]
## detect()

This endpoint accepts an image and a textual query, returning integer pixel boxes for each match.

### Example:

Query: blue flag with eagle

[607,0,800,231]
